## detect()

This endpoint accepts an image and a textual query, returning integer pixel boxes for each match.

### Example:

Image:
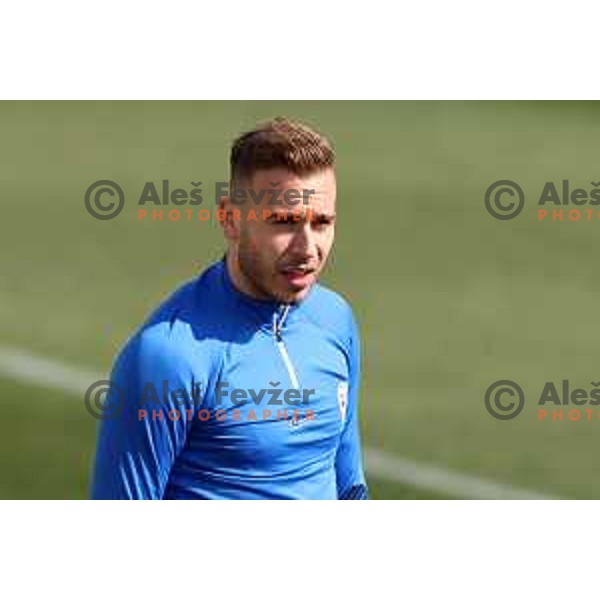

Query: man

[91,117,368,499]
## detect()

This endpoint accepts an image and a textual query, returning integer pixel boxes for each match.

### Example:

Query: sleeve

[90,328,198,499]
[335,311,369,500]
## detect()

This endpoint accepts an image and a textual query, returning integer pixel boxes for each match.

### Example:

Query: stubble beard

[237,239,286,303]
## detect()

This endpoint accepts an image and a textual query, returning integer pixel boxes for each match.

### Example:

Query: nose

[289,221,318,262]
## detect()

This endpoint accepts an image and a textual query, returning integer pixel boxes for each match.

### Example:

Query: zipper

[273,304,300,389]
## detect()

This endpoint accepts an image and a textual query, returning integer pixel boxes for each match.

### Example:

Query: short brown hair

[230,117,335,186]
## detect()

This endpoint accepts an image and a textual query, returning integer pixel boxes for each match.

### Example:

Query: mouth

[279,265,317,288]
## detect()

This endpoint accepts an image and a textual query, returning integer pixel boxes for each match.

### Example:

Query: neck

[225,249,272,302]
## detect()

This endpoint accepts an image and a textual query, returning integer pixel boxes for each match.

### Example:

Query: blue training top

[91,258,368,499]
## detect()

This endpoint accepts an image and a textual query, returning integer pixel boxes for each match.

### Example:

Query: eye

[313,216,334,230]
[269,213,295,225]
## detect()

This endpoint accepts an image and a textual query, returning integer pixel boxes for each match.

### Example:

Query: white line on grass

[0,344,553,499]
[363,448,549,500]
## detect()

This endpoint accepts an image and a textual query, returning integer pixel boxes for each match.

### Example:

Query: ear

[218,195,241,241]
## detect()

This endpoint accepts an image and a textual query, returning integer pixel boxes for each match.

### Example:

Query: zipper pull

[273,311,282,342]
[273,304,287,341]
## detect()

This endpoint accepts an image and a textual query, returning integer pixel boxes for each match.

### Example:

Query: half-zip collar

[218,257,302,389]
[218,256,298,335]
[273,304,291,341]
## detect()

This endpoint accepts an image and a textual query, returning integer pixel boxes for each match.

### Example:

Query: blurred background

[1,101,599,499]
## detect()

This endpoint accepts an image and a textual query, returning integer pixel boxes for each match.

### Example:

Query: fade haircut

[230,117,335,188]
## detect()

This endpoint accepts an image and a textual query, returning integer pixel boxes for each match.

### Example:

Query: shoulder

[114,262,228,372]
[301,282,359,344]
[144,261,226,333]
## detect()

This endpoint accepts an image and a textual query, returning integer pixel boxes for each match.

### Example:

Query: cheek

[317,230,335,256]
[242,224,269,255]
[256,226,294,254]
[243,228,283,267]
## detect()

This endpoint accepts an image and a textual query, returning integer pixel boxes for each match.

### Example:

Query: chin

[280,285,312,304]
[272,274,318,304]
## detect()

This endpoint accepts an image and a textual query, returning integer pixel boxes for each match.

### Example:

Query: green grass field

[2,101,600,499]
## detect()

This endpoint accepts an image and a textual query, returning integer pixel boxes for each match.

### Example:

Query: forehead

[249,167,336,211]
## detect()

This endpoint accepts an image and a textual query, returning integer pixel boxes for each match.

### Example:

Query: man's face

[228,167,337,304]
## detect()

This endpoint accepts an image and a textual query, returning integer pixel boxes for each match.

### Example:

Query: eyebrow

[266,210,337,222]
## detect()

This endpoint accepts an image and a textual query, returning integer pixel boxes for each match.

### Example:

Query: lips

[279,264,316,288]
[280,265,316,275]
